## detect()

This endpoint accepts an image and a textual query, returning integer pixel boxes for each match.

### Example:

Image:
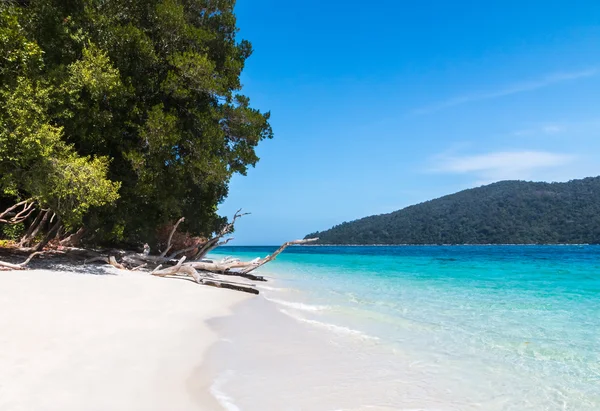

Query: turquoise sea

[207,245,600,411]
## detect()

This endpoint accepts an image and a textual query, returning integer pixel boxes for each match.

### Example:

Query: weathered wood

[239,238,318,274]
[60,227,86,247]
[83,255,126,270]
[151,256,187,277]
[19,209,46,247]
[191,209,249,261]
[159,217,185,258]
[0,251,47,270]
[122,252,170,266]
[0,200,35,225]
[21,210,50,248]
[217,270,266,281]
[108,256,126,270]
[31,217,61,252]
[0,260,26,270]
[166,243,199,260]
[200,279,259,295]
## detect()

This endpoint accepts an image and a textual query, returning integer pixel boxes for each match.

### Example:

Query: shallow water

[207,246,600,410]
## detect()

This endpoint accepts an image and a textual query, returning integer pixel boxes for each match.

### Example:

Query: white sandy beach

[0,267,249,411]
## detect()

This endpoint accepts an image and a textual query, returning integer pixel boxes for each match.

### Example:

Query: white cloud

[541,125,563,134]
[431,150,575,183]
[512,124,565,136]
[414,68,598,114]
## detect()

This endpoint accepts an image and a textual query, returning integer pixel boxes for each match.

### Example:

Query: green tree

[0,4,120,232]
[1,0,272,247]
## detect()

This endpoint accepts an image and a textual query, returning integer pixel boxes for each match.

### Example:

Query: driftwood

[150,257,259,294]
[0,250,50,270]
[31,217,61,252]
[60,227,86,247]
[19,209,50,247]
[239,238,318,274]
[0,200,36,225]
[199,278,259,295]
[159,217,185,258]
[84,255,126,270]
[183,238,318,275]
[1,200,316,295]
[191,209,249,261]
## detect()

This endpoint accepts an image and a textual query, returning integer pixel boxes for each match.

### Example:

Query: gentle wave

[256,284,291,292]
[210,370,242,411]
[331,408,445,411]
[279,309,379,340]
[265,297,330,312]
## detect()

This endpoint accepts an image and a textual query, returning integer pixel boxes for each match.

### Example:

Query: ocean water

[205,246,600,411]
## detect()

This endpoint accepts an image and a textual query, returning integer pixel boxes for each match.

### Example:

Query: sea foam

[264,297,330,312]
[279,308,379,341]
[210,370,242,411]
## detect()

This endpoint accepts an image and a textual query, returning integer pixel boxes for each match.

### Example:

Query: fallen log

[239,238,318,274]
[200,278,259,295]
[0,250,52,270]
[179,238,317,278]
[59,227,86,247]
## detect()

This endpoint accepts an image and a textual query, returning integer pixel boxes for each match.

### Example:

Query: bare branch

[19,209,48,247]
[217,237,234,247]
[239,238,318,274]
[0,200,35,225]
[31,216,61,252]
[166,243,200,260]
[159,217,185,258]
[192,209,249,260]
[0,250,47,270]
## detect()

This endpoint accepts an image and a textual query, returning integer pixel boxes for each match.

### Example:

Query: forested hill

[306,177,600,245]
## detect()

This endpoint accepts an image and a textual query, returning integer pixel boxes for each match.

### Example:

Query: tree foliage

[307,178,600,245]
[0,0,272,245]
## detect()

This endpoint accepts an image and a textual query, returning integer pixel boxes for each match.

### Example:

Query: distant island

[306,177,600,245]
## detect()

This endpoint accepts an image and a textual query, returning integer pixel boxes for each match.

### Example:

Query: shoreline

[0,267,250,411]
[220,243,597,247]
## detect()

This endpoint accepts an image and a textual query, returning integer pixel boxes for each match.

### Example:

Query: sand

[0,266,250,411]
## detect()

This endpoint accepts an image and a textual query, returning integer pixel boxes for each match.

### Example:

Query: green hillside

[306,177,600,245]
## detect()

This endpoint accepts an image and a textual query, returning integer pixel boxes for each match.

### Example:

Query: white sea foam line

[265,297,331,312]
[210,370,242,411]
[330,407,443,411]
[256,284,290,292]
[279,309,379,341]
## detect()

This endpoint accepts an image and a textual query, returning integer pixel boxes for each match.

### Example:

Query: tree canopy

[306,177,600,245]
[1,0,272,246]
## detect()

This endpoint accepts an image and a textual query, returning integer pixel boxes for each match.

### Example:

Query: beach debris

[0,203,317,295]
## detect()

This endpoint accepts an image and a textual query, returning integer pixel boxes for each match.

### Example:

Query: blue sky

[218,0,600,244]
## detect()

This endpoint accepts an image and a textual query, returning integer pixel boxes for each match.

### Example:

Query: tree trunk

[0,200,35,225]
[60,227,86,247]
[20,209,49,247]
[31,217,61,252]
